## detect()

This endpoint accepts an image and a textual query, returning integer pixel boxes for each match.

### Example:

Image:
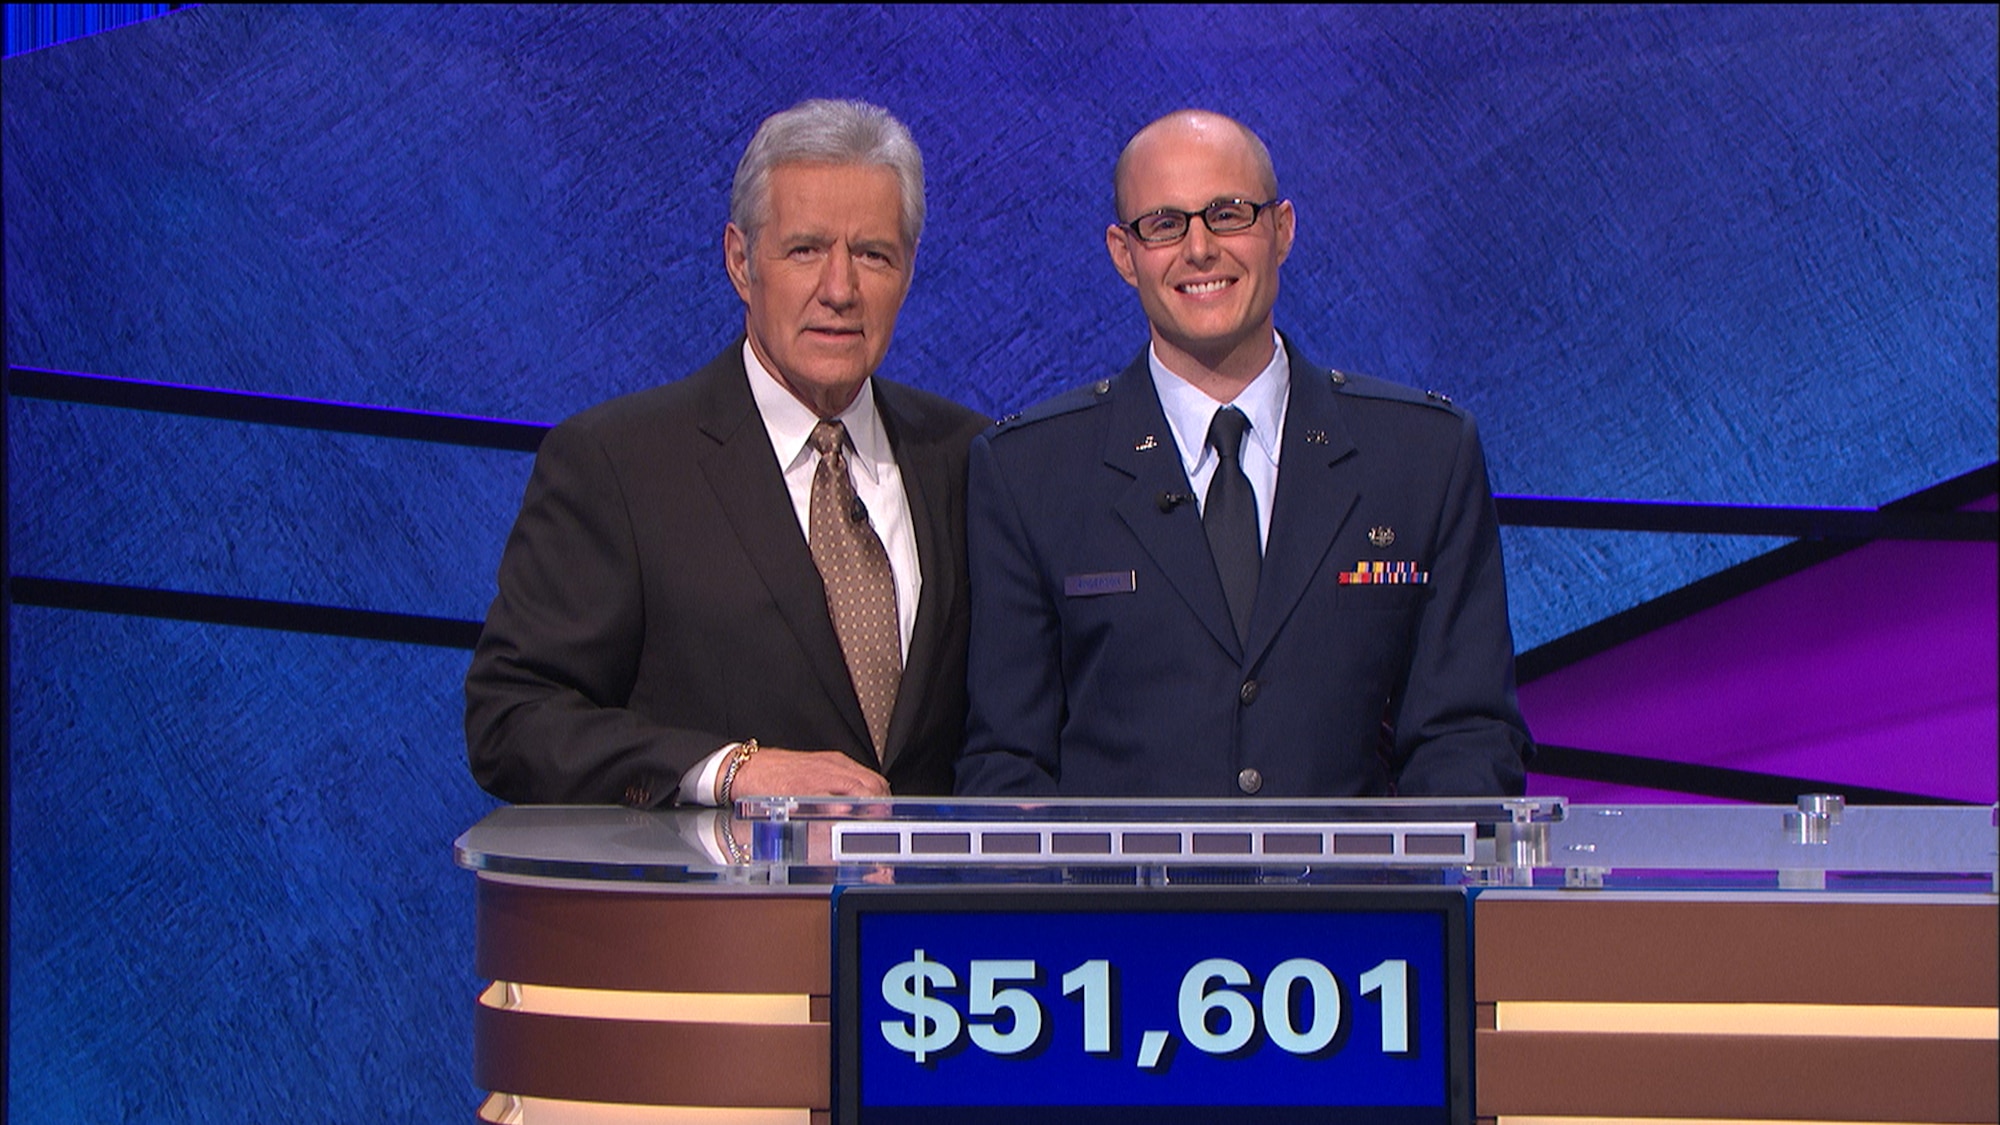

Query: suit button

[1237,768,1263,794]
[1239,680,1260,705]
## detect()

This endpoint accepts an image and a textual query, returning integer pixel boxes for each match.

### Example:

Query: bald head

[1113,110,1278,220]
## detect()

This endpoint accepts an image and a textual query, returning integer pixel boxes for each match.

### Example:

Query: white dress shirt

[1149,333,1289,551]
[678,342,922,804]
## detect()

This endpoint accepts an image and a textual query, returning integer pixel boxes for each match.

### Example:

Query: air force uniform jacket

[956,337,1531,797]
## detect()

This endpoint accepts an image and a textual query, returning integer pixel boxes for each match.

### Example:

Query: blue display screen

[837,887,1469,1125]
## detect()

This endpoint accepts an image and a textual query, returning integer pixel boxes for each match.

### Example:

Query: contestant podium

[455,798,1998,1124]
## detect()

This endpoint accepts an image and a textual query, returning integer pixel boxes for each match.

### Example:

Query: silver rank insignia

[1368,526,1396,548]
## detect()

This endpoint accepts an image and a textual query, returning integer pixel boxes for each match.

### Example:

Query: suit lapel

[692,350,874,755]
[875,385,951,771]
[1244,343,1360,666]
[1104,356,1242,659]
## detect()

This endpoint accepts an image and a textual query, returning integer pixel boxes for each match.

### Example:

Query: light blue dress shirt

[1147,334,1290,552]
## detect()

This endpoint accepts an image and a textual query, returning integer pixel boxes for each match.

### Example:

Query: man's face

[726,162,913,417]
[1106,119,1294,374]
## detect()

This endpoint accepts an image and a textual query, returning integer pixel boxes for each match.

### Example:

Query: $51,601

[879,952,1416,1069]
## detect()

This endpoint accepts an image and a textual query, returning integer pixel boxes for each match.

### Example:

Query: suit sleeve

[955,432,1065,795]
[465,420,727,806]
[1388,414,1533,796]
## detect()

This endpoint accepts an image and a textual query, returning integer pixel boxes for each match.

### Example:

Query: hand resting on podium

[727,747,891,801]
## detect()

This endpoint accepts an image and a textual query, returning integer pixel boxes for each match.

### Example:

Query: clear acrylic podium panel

[454,797,1999,895]
[458,797,1999,1123]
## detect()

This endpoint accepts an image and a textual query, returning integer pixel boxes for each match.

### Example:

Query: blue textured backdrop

[9,610,490,1118]
[5,5,1994,649]
[6,4,1996,1119]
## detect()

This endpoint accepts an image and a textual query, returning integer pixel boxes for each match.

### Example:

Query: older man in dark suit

[957,109,1530,798]
[468,99,987,807]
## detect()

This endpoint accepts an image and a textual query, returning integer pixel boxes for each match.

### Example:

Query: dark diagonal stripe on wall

[1492,495,1996,541]
[7,366,548,452]
[1518,462,2000,683]
[7,368,1992,540]
[10,576,483,649]
[10,367,1995,540]
[1531,743,1968,806]
[4,593,1971,801]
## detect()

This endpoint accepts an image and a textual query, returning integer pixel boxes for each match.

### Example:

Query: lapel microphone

[850,495,870,523]
[1156,491,1197,513]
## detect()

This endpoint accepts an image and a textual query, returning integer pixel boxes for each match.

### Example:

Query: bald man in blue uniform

[956,110,1530,797]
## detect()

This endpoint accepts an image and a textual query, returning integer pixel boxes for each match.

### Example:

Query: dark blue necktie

[1204,406,1260,647]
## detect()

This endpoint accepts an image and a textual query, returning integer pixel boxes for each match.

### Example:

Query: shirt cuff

[677,743,740,807]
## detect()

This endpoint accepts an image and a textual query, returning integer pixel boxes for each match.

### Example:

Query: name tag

[1064,570,1137,597]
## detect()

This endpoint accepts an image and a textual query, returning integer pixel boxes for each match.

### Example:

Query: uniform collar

[1148,332,1290,475]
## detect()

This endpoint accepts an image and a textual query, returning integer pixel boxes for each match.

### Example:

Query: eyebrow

[772,230,902,253]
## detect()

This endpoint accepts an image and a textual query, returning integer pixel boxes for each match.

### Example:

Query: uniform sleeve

[954,432,1066,795]
[1388,414,1533,796]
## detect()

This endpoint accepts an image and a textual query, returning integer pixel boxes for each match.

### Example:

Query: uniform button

[1239,679,1260,705]
[1237,768,1263,795]
[623,782,652,807]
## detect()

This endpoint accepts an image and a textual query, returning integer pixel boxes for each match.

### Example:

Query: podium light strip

[1494,1001,2000,1039]
[829,820,1476,864]
[478,981,815,1025]
[478,1092,810,1124]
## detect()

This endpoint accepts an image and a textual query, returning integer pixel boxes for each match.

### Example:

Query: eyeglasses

[1120,198,1281,245]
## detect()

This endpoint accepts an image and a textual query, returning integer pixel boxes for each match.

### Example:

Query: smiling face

[1107,113,1294,388]
[726,161,914,417]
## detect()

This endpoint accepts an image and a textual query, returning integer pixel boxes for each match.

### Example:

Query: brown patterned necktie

[807,419,901,759]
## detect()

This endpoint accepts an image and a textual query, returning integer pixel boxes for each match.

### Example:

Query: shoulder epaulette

[1328,368,1463,415]
[989,377,1114,434]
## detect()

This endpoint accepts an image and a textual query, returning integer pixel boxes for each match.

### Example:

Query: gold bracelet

[716,816,750,866]
[717,738,761,807]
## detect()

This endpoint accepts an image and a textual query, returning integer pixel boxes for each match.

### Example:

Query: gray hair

[730,99,926,251]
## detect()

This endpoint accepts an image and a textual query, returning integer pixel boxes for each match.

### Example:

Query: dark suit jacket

[955,338,1530,797]
[467,341,990,805]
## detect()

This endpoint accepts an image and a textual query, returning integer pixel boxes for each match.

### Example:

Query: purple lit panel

[1521,497,1998,804]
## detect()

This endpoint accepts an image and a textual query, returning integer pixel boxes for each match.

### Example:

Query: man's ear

[1274,200,1296,266]
[1106,225,1140,289]
[724,223,753,302]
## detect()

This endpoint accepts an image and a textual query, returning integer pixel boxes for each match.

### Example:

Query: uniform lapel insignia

[1134,434,1159,451]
